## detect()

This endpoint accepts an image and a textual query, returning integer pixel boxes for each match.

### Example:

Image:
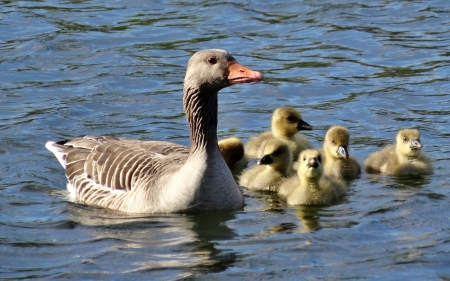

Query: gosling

[240,139,293,191]
[245,106,313,161]
[320,126,361,180]
[278,149,348,206]
[218,137,248,174]
[364,128,433,176]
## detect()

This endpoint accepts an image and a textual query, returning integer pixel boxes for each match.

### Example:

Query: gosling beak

[410,139,423,150]
[297,120,313,131]
[307,157,319,168]
[257,154,273,165]
[228,61,264,85]
[337,145,349,159]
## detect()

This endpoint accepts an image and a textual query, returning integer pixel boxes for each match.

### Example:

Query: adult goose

[46,49,263,214]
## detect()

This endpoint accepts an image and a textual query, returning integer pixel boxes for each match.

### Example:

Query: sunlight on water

[1,0,450,280]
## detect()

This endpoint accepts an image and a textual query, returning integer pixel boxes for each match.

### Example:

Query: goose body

[320,126,361,180]
[245,106,312,161]
[278,149,347,206]
[46,49,263,214]
[239,139,293,191]
[364,128,433,176]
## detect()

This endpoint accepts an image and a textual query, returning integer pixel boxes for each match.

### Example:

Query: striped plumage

[46,49,263,214]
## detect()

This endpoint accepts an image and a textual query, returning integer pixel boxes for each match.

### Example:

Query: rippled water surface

[1,0,450,280]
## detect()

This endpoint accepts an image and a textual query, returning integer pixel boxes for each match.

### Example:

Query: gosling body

[218,137,248,174]
[321,126,361,180]
[279,149,347,206]
[364,128,433,176]
[245,106,313,161]
[240,139,293,191]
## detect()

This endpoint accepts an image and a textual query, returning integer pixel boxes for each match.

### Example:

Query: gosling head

[297,149,324,179]
[396,128,423,158]
[218,137,245,167]
[324,126,350,159]
[271,106,312,139]
[257,139,293,174]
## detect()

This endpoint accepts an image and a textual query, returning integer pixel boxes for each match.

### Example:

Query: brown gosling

[278,149,348,206]
[245,106,313,161]
[240,139,293,191]
[218,137,248,174]
[321,126,361,180]
[364,128,433,176]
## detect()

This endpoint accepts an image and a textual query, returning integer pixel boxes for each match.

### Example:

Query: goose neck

[183,86,219,152]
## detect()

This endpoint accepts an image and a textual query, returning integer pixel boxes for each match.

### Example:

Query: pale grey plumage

[46,49,263,214]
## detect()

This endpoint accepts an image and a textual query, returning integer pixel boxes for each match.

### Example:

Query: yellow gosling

[240,139,293,191]
[279,149,347,206]
[364,128,433,176]
[245,106,312,161]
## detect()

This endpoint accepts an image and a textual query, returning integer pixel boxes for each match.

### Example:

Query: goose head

[183,49,263,151]
[297,149,324,179]
[324,126,350,159]
[396,128,423,158]
[271,106,312,139]
[257,139,293,174]
[184,49,264,92]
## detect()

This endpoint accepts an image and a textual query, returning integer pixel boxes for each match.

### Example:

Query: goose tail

[45,141,68,169]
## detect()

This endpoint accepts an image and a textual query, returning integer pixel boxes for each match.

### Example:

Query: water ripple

[1,0,450,279]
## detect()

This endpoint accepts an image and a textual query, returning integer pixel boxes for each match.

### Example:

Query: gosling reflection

[366,174,432,189]
[295,206,321,233]
[267,206,321,234]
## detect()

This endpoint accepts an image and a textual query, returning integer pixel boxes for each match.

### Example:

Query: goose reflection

[66,204,238,276]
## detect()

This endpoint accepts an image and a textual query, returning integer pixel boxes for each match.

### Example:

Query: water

[1,0,450,279]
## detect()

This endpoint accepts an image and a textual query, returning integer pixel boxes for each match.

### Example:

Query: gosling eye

[318,155,322,162]
[403,136,408,142]
[287,116,296,122]
[273,149,281,155]
[331,139,335,144]
[207,57,217,65]
[303,156,307,161]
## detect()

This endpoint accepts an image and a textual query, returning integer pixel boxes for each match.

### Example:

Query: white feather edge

[45,141,66,168]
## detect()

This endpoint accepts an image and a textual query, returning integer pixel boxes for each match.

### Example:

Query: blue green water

[1,1,450,279]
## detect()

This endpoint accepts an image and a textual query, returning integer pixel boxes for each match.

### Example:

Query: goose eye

[207,57,217,65]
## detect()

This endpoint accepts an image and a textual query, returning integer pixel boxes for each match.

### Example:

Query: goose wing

[47,135,189,193]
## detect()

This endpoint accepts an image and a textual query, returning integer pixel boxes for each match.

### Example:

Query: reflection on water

[1,0,450,279]
[65,204,239,278]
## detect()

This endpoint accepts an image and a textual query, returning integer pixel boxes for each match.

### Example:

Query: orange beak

[227,61,264,85]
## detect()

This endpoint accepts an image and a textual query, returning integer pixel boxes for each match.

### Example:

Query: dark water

[1,0,450,279]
